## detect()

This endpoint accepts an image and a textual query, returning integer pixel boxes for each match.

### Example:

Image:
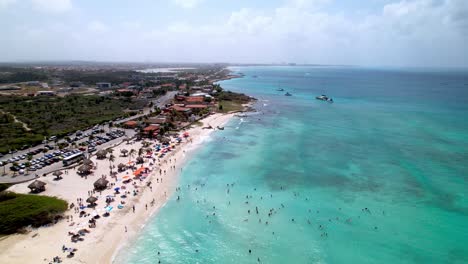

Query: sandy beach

[0,113,235,264]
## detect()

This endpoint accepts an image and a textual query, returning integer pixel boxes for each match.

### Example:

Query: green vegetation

[0,191,67,234]
[0,112,43,153]
[217,100,245,113]
[0,183,11,192]
[0,95,138,153]
[215,90,252,103]
[0,68,48,84]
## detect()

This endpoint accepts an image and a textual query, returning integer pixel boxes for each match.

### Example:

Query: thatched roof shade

[52,171,63,177]
[136,157,144,164]
[96,150,107,159]
[93,178,109,190]
[82,159,94,166]
[78,164,92,172]
[28,180,46,189]
[117,163,126,169]
[86,196,98,204]
[161,137,171,144]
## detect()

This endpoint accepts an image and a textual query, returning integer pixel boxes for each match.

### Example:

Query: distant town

[0,63,254,180]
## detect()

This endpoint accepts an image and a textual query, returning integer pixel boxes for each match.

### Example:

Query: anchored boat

[316,95,333,103]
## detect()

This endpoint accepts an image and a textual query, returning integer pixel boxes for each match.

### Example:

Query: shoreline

[0,112,237,264]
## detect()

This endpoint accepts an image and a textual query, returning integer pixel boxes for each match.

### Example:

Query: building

[36,91,56,96]
[145,116,168,125]
[123,121,138,128]
[96,82,112,89]
[185,96,205,104]
[143,125,160,138]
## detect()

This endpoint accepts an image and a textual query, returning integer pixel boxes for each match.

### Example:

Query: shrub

[0,192,68,234]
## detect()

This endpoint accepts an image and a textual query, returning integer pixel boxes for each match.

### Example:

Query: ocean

[116,66,468,264]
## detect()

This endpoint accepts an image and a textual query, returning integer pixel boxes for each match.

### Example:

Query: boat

[277,88,284,91]
[284,92,292,96]
[316,95,333,103]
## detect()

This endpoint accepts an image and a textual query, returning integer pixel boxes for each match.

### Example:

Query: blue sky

[0,0,467,67]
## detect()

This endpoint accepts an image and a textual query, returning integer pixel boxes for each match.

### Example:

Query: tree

[218,104,223,111]
[129,149,136,158]
[108,154,115,173]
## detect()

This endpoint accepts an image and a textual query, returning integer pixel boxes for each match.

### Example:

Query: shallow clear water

[116,66,468,264]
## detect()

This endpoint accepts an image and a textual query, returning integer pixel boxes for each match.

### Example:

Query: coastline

[0,112,236,264]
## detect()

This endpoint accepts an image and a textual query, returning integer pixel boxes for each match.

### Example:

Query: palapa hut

[93,178,109,191]
[78,164,92,174]
[82,159,94,166]
[86,196,98,205]
[117,163,126,172]
[28,180,46,193]
[120,149,128,157]
[136,156,144,164]
[52,171,63,180]
[161,137,171,144]
[96,150,107,159]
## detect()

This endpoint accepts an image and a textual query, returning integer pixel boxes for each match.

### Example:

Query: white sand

[0,113,235,264]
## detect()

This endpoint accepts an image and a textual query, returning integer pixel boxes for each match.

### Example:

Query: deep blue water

[117,66,468,264]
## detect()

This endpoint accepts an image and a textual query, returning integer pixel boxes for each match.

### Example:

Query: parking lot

[0,129,132,182]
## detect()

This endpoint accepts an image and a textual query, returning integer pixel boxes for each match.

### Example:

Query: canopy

[52,171,63,177]
[28,180,46,189]
[78,164,92,172]
[82,159,94,166]
[96,150,107,159]
[86,196,98,204]
[93,178,109,190]
[133,167,147,176]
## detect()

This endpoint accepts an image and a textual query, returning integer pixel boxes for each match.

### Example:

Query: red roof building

[124,121,138,128]
[186,104,208,109]
[143,124,160,132]
[186,96,204,103]
[171,105,191,112]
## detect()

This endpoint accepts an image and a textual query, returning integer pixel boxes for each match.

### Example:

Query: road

[0,91,176,183]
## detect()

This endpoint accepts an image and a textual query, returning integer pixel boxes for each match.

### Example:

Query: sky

[0,0,467,67]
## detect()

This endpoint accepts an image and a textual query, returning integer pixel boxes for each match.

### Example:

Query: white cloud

[31,0,72,13]
[0,0,16,9]
[0,0,467,66]
[172,0,204,9]
[88,21,109,33]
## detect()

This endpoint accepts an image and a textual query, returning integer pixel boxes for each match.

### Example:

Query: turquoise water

[116,66,468,264]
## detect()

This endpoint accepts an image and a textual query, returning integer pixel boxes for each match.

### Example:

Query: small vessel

[316,95,333,103]
[284,92,292,96]
[277,88,284,91]
[252,75,258,78]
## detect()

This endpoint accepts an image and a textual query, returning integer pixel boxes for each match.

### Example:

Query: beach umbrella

[183,132,189,137]
[120,149,128,156]
[28,180,46,192]
[52,171,63,179]
[96,150,107,159]
[86,196,98,204]
[82,159,94,166]
[93,178,109,190]
[78,164,92,173]
[114,187,120,191]
[52,171,63,177]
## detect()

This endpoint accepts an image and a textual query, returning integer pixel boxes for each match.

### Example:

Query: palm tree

[108,154,115,173]
[120,149,128,157]
[129,149,136,158]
